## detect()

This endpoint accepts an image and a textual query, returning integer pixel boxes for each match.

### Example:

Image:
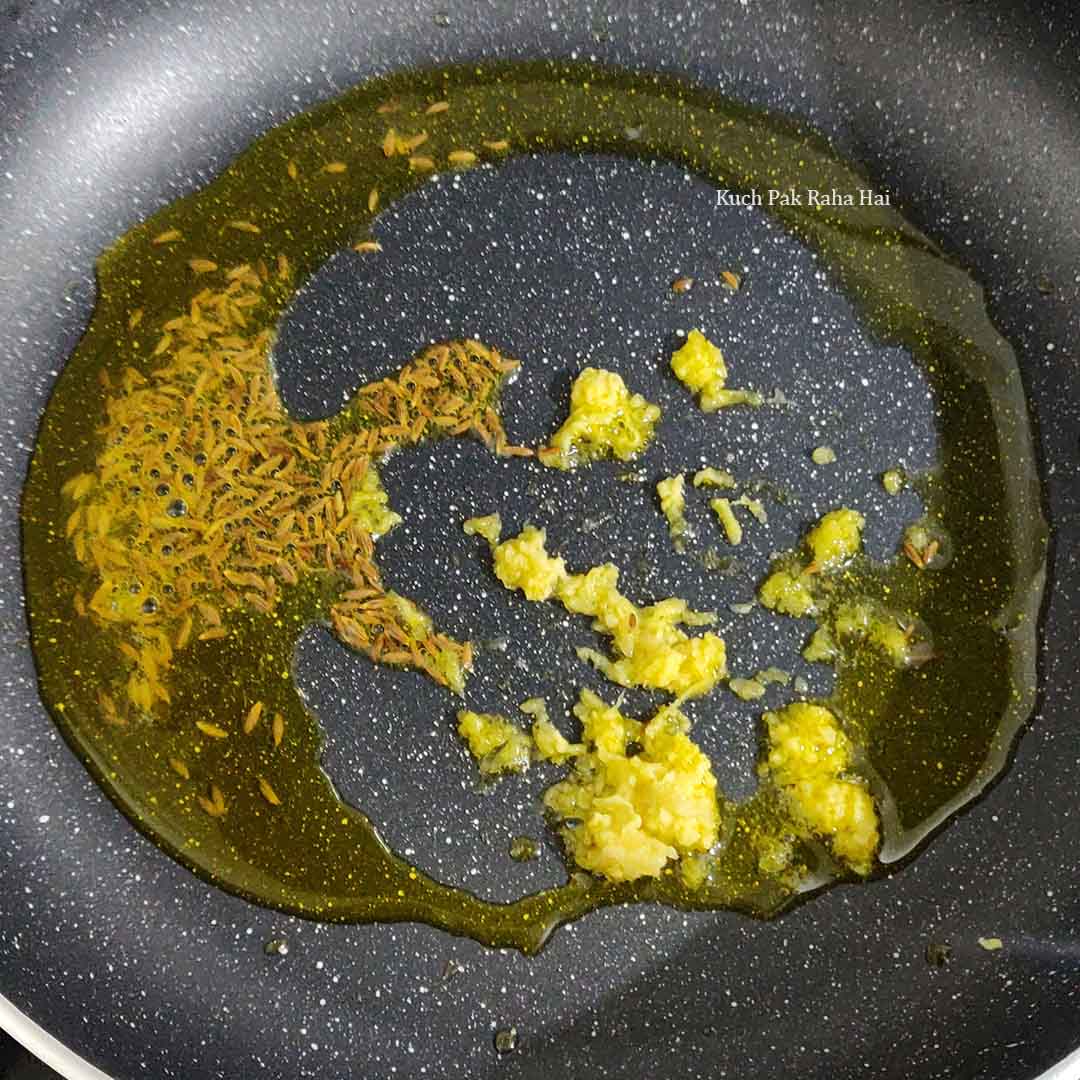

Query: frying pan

[2,0,1079,1077]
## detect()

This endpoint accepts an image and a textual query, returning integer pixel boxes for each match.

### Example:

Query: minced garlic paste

[734,493,768,525]
[490,526,727,697]
[458,690,721,883]
[710,497,743,546]
[881,469,905,495]
[657,474,688,545]
[488,524,567,601]
[759,569,816,617]
[806,508,865,568]
[693,466,736,489]
[670,329,761,411]
[520,697,584,764]
[538,367,660,469]
[759,507,866,617]
[462,512,503,545]
[529,717,584,764]
[457,710,532,775]
[347,464,403,538]
[802,625,838,663]
[761,508,933,669]
[833,601,929,668]
[760,702,879,874]
[543,690,720,882]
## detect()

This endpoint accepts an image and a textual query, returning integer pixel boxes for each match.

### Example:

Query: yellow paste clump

[347,465,402,538]
[759,702,879,874]
[759,569,816,617]
[710,497,742,546]
[802,625,838,663]
[520,697,584,764]
[560,566,727,697]
[806,508,865,569]
[543,690,720,882]
[538,367,660,469]
[693,466,736,489]
[656,474,688,545]
[734,493,768,524]
[458,699,584,775]
[490,524,567,601]
[462,513,502,545]
[729,676,766,700]
[759,507,865,616]
[758,510,933,668]
[670,329,761,411]
[491,527,727,697]
[456,710,532,775]
[881,469,905,495]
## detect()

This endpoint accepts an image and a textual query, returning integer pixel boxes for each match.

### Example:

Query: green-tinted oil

[21,61,1047,953]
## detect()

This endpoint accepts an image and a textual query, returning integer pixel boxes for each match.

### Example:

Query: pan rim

[6,984,1080,1080]
[2,0,1079,1076]
[0,994,113,1080]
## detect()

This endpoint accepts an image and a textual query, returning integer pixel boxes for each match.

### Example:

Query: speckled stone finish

[1,2,1079,1079]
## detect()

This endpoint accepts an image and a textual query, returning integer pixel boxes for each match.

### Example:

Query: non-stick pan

[2,1,1079,1078]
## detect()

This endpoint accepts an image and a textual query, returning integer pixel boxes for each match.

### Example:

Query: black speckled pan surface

[2,1,1080,1078]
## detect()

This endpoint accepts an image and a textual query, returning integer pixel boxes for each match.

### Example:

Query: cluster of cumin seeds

[64,260,523,813]
[61,90,525,817]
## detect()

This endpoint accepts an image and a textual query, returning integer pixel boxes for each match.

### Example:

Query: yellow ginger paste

[806,508,865,569]
[656,474,688,545]
[543,690,720,882]
[670,329,761,411]
[759,702,879,874]
[488,524,567,601]
[456,710,532,775]
[346,465,402,538]
[538,367,660,469]
[693,466,736,489]
[759,569,816,617]
[881,469,905,495]
[521,697,583,764]
[833,601,928,668]
[710,497,742,546]
[462,512,502,545]
[759,507,865,617]
[491,526,727,697]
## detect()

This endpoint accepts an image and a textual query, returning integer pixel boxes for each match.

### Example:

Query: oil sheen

[21,61,1047,953]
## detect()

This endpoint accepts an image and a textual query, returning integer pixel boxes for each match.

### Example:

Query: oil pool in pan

[20,60,1046,953]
